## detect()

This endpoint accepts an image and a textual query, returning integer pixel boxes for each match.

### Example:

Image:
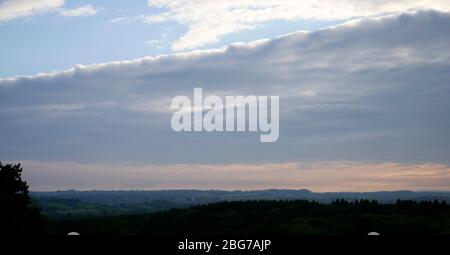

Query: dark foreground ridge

[48,199,450,235]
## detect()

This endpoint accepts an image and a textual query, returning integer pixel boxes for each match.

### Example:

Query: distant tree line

[49,198,450,235]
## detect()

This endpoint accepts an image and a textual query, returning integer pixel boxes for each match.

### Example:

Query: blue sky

[0,0,341,78]
[1,1,450,191]
[1,0,170,77]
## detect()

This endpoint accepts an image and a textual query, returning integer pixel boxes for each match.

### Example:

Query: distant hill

[31,189,450,219]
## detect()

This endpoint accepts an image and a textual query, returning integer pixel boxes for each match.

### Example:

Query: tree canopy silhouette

[0,162,45,234]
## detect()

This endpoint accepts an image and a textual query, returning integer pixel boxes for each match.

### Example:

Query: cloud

[18,160,450,191]
[145,40,164,48]
[145,0,450,50]
[109,15,147,24]
[145,34,171,49]
[0,1,98,22]
[59,5,97,17]
[0,0,64,22]
[1,11,450,170]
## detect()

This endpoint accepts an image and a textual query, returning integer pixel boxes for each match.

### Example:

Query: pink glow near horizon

[17,160,450,192]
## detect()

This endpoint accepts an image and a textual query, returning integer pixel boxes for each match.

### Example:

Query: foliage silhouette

[48,199,450,235]
[0,162,46,234]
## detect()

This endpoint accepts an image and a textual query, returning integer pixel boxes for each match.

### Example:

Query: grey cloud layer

[1,10,450,165]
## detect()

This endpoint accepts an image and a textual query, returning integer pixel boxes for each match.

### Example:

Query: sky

[1,0,450,191]
[0,0,342,78]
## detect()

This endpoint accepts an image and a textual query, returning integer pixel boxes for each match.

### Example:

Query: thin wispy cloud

[0,0,64,22]
[59,5,98,17]
[0,0,98,22]
[144,0,450,50]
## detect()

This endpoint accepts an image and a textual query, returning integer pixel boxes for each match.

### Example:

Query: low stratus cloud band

[1,10,450,191]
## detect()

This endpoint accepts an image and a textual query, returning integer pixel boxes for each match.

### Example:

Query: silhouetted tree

[0,162,46,234]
